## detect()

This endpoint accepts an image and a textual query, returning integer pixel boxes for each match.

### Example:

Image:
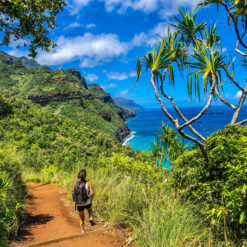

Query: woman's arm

[88,181,94,201]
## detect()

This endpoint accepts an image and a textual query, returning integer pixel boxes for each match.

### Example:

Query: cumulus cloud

[69,0,201,17]
[85,73,99,82]
[36,33,128,67]
[104,70,136,80]
[128,21,171,47]
[100,0,160,14]
[101,83,118,89]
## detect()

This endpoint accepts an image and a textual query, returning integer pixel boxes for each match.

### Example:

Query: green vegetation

[0,95,133,245]
[136,0,247,153]
[0,67,247,246]
[0,0,66,57]
[0,1,247,245]
[172,125,247,244]
[0,56,131,142]
[0,145,27,245]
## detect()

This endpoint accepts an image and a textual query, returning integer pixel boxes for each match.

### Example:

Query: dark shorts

[77,203,92,212]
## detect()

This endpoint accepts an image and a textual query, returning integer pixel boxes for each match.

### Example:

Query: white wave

[122,131,136,146]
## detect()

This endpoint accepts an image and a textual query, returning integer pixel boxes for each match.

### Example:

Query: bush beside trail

[0,148,27,246]
[171,125,247,245]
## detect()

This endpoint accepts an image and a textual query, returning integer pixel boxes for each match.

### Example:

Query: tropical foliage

[0,0,66,57]
[0,146,27,243]
[136,2,247,152]
[171,125,247,244]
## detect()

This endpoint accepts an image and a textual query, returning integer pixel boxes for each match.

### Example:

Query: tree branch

[221,2,247,49]
[231,81,247,124]
[215,87,236,110]
[160,69,206,141]
[215,73,236,110]
[236,119,247,125]
[178,73,216,130]
[224,67,247,94]
[235,26,247,57]
[150,71,206,149]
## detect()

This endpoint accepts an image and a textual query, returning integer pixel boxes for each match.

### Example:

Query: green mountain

[0,52,134,142]
[88,84,136,120]
[113,97,144,111]
[0,51,40,68]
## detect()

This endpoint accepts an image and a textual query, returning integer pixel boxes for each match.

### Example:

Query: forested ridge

[1,0,247,244]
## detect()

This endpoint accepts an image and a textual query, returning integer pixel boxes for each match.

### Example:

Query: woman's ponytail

[78,169,86,182]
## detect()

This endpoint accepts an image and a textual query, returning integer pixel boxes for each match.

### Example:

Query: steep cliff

[0,53,132,142]
[88,84,136,120]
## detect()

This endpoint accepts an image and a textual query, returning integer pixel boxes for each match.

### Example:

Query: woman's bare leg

[88,207,94,225]
[78,211,85,232]
[88,207,93,218]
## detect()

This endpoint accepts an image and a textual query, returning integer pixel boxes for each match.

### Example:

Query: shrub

[172,125,247,244]
[0,148,27,243]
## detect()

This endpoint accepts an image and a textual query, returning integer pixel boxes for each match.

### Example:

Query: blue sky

[3,0,247,108]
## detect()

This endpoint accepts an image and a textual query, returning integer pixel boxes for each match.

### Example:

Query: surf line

[122,131,136,146]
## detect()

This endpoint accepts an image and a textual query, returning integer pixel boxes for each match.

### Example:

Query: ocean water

[125,105,247,151]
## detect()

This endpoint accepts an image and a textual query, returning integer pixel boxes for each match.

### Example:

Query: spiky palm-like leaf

[170,9,206,46]
[136,32,187,88]
[187,44,226,100]
[204,23,221,48]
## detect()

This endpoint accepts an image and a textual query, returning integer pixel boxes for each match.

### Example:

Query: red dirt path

[9,183,128,247]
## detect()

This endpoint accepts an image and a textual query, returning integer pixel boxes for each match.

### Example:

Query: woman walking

[73,169,94,234]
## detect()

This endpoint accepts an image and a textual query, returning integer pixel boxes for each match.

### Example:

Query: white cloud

[7,50,29,58]
[104,70,136,80]
[36,33,128,67]
[105,71,128,80]
[222,47,228,53]
[68,0,93,15]
[85,73,99,82]
[69,0,201,18]
[152,22,171,37]
[101,83,118,89]
[235,91,242,99]
[128,71,136,77]
[86,23,96,29]
[120,86,133,95]
[128,22,171,48]
[100,0,160,13]
[64,22,83,30]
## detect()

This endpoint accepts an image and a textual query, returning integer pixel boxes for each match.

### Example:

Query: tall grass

[0,147,27,245]
[59,167,212,246]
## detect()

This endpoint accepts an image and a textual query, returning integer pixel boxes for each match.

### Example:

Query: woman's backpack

[73,181,89,205]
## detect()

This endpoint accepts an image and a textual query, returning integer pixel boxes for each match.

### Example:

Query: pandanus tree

[136,2,247,158]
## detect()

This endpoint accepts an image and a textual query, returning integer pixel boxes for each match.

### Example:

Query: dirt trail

[9,183,128,247]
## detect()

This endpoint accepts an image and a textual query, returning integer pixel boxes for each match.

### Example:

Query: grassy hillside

[0,95,135,245]
[0,55,132,141]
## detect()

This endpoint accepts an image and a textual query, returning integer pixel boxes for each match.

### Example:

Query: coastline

[122,131,136,146]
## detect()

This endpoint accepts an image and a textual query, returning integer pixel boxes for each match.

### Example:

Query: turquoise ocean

[124,105,247,151]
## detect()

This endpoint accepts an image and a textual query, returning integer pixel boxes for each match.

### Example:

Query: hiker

[73,169,94,234]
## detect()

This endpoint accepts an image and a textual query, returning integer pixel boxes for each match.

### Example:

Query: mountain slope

[0,54,132,142]
[88,84,136,120]
[113,97,144,111]
[0,51,40,68]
